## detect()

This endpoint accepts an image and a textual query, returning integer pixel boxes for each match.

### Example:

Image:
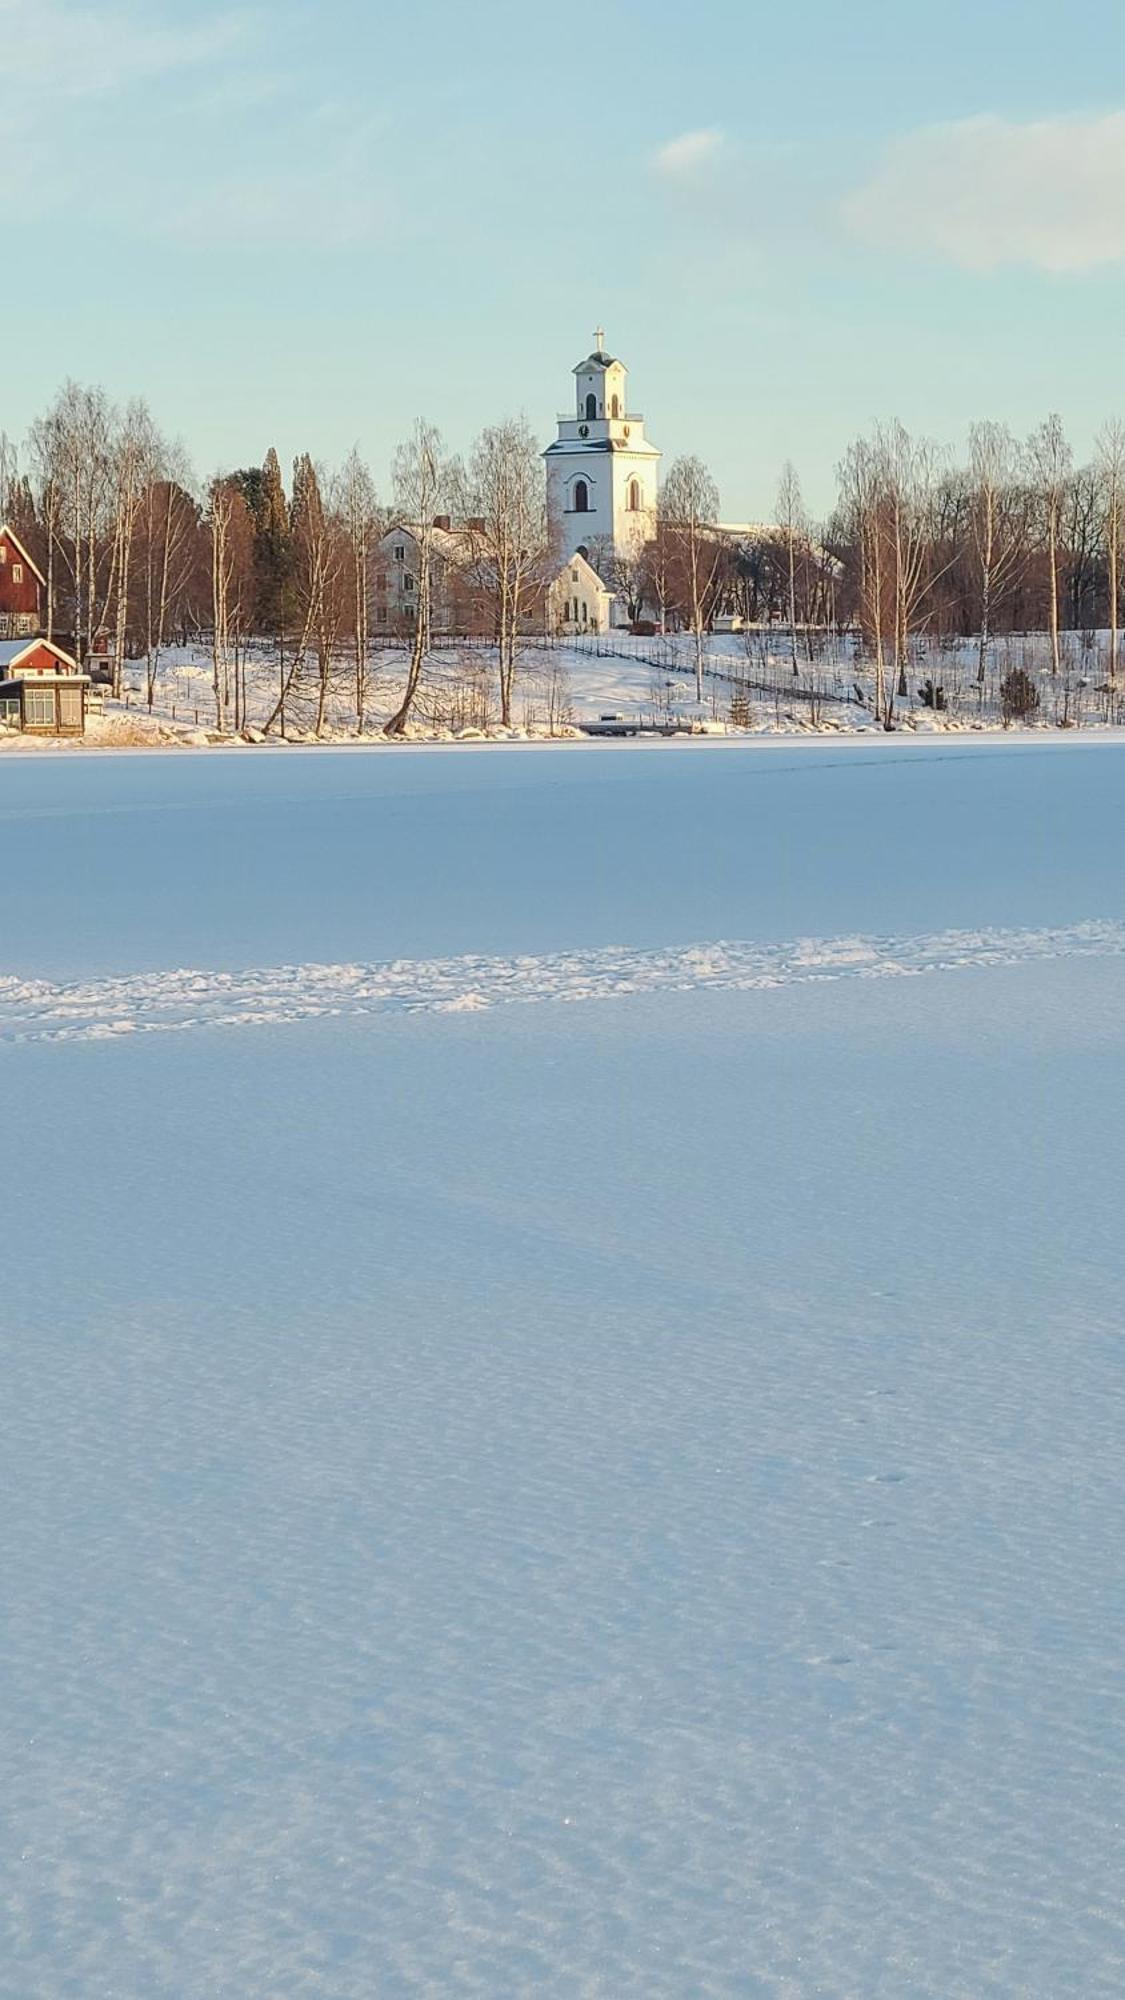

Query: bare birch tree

[139,463,200,709]
[836,437,890,722]
[659,455,721,702]
[874,422,946,698]
[384,421,446,737]
[107,399,161,696]
[776,460,805,675]
[1096,421,1125,684]
[1028,414,1072,676]
[460,418,548,725]
[335,447,380,733]
[968,421,1027,685]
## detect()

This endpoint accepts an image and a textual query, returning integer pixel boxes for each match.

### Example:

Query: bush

[918,678,946,711]
[1000,668,1041,724]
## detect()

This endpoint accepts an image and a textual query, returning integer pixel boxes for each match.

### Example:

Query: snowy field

[3,737,1125,1997]
[8,626,1119,754]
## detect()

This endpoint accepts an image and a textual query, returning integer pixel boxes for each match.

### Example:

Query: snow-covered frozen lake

[3,738,1125,1996]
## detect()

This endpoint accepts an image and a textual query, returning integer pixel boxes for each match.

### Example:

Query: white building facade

[544,333,660,573]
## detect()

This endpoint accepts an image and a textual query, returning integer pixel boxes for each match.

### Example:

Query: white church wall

[544,337,662,573]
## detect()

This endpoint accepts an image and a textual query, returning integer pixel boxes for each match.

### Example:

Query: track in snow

[2,919,1124,1046]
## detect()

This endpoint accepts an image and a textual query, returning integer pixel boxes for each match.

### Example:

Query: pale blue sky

[8,0,1125,516]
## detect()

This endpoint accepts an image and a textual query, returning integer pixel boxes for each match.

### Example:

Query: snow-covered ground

[6,625,1117,753]
[4,738,1125,1996]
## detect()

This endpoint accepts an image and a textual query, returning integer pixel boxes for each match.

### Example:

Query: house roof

[378,522,479,568]
[0,525,46,588]
[0,636,79,672]
[547,550,613,598]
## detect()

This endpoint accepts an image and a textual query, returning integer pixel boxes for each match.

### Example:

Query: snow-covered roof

[379,522,477,568]
[0,636,79,672]
[546,550,613,598]
[543,436,661,461]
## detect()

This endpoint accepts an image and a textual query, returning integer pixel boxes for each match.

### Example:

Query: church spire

[593,326,606,355]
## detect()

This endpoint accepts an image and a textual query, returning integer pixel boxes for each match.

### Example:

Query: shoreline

[5,722,1125,764]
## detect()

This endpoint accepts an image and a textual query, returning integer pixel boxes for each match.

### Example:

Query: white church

[544,332,661,622]
[378,332,661,639]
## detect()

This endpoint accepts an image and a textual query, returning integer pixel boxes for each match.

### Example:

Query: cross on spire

[594,326,606,354]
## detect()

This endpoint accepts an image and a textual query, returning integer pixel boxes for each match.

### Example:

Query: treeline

[2,383,388,730]
[2,385,554,734]
[6,381,1125,736]
[655,419,1125,724]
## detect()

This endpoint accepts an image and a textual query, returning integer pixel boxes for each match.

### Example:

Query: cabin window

[585,393,598,420]
[12,564,22,584]
[394,544,405,561]
[573,480,590,514]
[0,545,7,561]
[404,574,414,591]
[24,686,55,727]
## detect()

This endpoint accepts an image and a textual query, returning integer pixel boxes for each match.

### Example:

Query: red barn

[0,526,44,636]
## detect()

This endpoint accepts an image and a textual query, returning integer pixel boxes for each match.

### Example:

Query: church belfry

[544,331,661,569]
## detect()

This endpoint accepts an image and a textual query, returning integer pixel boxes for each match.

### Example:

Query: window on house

[394,544,405,561]
[573,480,590,514]
[12,564,22,584]
[628,481,640,512]
[404,574,414,591]
[0,545,7,562]
[377,607,387,624]
[585,393,597,420]
[24,686,55,728]
[611,395,621,419]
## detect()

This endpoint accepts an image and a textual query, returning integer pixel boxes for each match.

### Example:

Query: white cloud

[0,0,251,99]
[0,0,393,252]
[651,129,727,180]
[842,111,1125,274]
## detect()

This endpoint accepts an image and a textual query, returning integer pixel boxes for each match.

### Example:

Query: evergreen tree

[254,447,294,638]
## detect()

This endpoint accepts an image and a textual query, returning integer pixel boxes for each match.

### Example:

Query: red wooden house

[0,526,44,637]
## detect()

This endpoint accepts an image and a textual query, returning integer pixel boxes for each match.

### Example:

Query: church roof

[573,351,620,375]
[543,436,661,460]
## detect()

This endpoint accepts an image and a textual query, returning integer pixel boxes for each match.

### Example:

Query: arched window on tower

[611,394,621,419]
[573,479,590,514]
[627,479,641,512]
[585,393,598,420]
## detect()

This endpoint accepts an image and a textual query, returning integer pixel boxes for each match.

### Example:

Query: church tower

[544,331,661,569]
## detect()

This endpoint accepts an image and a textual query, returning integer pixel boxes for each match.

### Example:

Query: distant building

[543,333,660,570]
[373,522,615,638]
[0,637,88,735]
[0,526,44,638]
[547,551,613,636]
[374,519,488,636]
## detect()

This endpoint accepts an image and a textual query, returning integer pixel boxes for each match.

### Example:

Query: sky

[7,0,1125,518]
